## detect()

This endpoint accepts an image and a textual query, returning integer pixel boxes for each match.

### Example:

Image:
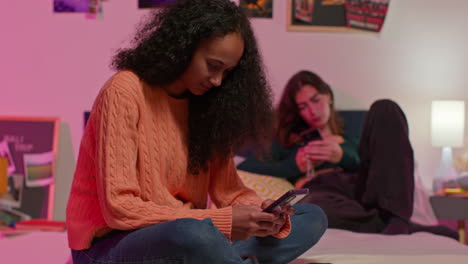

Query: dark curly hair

[277,70,343,147]
[112,0,273,174]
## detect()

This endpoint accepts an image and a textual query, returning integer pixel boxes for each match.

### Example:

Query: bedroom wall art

[240,0,273,18]
[0,117,59,220]
[287,0,390,33]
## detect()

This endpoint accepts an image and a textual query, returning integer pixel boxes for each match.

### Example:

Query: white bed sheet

[0,231,71,264]
[1,229,468,264]
[292,228,468,264]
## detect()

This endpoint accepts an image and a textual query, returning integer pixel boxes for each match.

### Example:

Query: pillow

[237,170,294,200]
[206,169,294,209]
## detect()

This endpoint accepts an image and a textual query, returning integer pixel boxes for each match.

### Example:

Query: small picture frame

[24,152,55,188]
[287,0,363,33]
[287,0,389,33]
[240,0,273,18]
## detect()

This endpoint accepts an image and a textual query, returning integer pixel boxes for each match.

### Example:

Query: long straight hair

[276,70,343,147]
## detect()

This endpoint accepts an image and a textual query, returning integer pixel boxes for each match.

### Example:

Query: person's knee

[294,203,328,245]
[371,99,397,108]
[113,219,230,261]
[166,218,228,253]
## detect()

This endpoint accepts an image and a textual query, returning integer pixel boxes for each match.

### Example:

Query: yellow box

[0,157,8,194]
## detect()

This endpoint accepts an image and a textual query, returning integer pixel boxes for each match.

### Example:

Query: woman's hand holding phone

[231,205,286,241]
[261,199,292,234]
[231,193,300,241]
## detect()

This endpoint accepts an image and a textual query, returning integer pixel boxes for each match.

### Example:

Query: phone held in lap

[262,189,309,213]
[300,129,322,144]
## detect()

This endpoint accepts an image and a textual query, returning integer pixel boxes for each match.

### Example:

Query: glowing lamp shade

[431,101,465,147]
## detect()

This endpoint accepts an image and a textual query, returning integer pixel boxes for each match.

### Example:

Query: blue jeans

[71,203,327,264]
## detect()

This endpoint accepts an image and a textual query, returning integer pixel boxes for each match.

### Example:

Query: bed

[1,169,467,263]
[235,109,468,262]
[1,227,467,264]
[1,110,466,263]
[234,169,468,263]
[0,231,71,264]
[292,228,468,264]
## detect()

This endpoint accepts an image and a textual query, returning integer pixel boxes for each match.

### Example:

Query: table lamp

[431,100,465,193]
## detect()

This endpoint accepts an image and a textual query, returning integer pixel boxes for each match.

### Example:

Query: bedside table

[430,196,468,244]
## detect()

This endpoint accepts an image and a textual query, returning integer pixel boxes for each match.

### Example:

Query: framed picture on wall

[287,0,354,32]
[287,0,390,33]
[240,0,273,18]
[0,117,59,220]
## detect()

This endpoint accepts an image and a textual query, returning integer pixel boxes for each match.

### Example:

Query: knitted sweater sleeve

[208,157,291,239]
[93,78,233,238]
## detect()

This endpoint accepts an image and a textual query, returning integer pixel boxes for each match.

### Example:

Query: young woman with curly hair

[66,1,327,263]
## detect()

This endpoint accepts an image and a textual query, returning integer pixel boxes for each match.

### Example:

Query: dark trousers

[301,99,458,240]
[302,99,414,233]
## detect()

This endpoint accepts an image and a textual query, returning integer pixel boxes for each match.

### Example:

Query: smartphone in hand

[301,129,322,144]
[262,189,309,213]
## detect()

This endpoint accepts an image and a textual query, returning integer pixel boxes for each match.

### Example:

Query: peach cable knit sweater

[66,71,290,250]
